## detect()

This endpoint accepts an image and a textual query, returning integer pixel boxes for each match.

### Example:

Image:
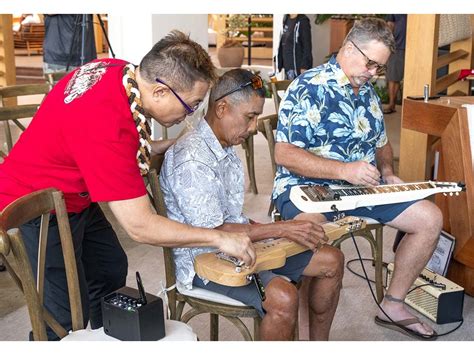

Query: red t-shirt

[0,58,147,213]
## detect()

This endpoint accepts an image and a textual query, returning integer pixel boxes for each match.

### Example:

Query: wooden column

[398,15,439,182]
[0,14,16,88]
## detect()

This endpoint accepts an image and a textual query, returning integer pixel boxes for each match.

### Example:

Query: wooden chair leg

[210,313,219,341]
[253,317,261,341]
[374,225,384,303]
[267,200,274,217]
[175,300,186,321]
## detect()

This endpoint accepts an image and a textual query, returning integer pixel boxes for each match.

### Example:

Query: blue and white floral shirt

[160,118,248,291]
[272,56,388,201]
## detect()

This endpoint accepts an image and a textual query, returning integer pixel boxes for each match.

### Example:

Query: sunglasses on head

[214,74,264,102]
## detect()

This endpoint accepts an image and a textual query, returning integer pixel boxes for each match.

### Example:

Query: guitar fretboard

[301,182,435,202]
[291,181,464,214]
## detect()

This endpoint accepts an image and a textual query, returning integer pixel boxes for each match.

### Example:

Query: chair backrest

[0,83,50,155]
[144,156,179,320]
[45,71,68,86]
[257,113,278,176]
[0,188,83,340]
[269,80,291,113]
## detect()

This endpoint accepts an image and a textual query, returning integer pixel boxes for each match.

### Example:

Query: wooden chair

[0,83,50,156]
[0,187,197,341]
[45,71,68,86]
[241,132,258,194]
[13,23,45,56]
[0,188,87,340]
[144,160,262,341]
[269,80,291,113]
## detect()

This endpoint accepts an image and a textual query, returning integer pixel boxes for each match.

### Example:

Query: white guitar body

[290,181,464,214]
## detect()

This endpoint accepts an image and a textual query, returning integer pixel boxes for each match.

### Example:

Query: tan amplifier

[386,263,464,324]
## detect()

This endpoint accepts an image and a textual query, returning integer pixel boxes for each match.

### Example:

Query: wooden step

[16,66,43,77]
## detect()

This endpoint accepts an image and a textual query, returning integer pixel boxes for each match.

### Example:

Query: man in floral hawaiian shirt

[273,18,442,340]
[161,69,344,340]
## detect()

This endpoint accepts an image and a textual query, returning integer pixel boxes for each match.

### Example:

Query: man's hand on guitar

[382,174,404,185]
[278,220,327,251]
[216,232,256,267]
[343,161,381,186]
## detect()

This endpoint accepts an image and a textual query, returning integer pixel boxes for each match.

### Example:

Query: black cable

[348,231,462,339]
[345,257,388,285]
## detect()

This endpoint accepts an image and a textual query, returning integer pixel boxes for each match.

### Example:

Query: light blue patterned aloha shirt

[159,118,248,291]
[272,55,388,201]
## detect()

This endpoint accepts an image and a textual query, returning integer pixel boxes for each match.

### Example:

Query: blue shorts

[274,188,417,223]
[193,250,313,318]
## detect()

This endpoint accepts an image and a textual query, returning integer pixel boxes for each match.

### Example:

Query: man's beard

[352,74,372,87]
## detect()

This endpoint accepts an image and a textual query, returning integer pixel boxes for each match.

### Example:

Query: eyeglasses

[214,74,264,102]
[350,41,387,74]
[155,78,200,116]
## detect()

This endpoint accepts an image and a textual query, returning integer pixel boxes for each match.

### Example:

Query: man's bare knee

[321,247,345,278]
[304,246,345,279]
[263,277,299,316]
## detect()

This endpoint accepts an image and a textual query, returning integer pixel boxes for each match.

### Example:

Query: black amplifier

[101,286,165,341]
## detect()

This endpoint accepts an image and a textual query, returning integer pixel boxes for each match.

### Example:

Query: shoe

[374,316,438,340]
[383,107,397,114]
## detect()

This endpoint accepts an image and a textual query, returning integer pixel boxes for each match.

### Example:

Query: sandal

[383,107,397,114]
[374,316,438,341]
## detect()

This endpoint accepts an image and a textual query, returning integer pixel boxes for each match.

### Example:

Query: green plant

[373,84,389,104]
[315,14,385,25]
[226,14,249,38]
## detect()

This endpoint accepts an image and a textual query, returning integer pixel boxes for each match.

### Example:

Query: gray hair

[210,69,266,105]
[344,17,395,53]
[139,30,217,92]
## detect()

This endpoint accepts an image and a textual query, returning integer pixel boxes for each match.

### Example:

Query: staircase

[15,66,45,84]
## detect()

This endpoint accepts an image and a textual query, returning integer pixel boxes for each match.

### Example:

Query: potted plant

[217,15,247,68]
[217,39,244,68]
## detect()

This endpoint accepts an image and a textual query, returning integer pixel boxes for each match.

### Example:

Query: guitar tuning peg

[443,193,447,196]
[449,192,453,196]
[456,192,459,196]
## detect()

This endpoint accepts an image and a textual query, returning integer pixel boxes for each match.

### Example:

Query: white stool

[61,320,197,341]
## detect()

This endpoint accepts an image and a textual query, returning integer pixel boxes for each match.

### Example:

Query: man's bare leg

[386,80,400,111]
[303,246,344,340]
[295,212,344,340]
[260,277,299,340]
[379,200,442,335]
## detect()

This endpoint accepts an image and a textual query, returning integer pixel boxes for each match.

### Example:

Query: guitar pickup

[215,252,247,273]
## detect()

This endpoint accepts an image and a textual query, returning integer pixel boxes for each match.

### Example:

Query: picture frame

[425,230,456,276]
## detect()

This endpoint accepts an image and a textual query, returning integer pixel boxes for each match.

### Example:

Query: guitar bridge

[215,252,246,273]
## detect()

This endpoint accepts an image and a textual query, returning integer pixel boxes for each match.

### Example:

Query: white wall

[107,14,208,139]
[150,15,209,139]
[107,14,153,65]
[309,15,331,67]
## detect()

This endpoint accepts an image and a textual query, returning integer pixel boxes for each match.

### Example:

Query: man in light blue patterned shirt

[273,18,442,339]
[160,69,344,340]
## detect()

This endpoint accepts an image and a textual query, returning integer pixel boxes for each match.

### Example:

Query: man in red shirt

[0,31,257,340]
